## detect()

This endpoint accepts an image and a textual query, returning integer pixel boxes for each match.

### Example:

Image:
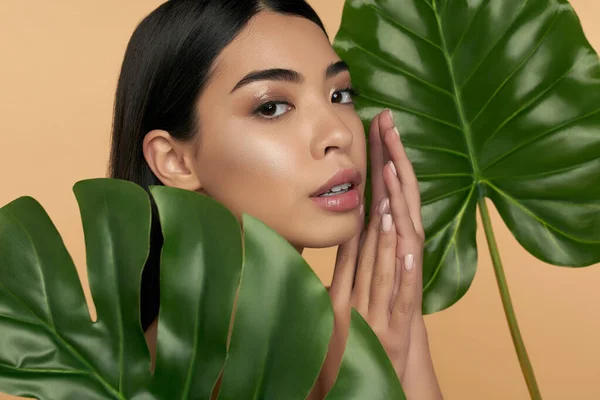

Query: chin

[289,211,362,249]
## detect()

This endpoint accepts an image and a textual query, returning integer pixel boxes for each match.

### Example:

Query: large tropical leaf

[144,186,243,400]
[325,310,406,400]
[217,214,333,399]
[0,179,152,399]
[0,179,405,399]
[334,0,600,313]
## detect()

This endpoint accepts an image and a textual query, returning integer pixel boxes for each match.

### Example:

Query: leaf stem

[478,197,542,400]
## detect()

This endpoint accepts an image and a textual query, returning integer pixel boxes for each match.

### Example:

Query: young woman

[109,0,443,398]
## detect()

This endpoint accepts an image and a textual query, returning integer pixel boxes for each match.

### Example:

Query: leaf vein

[368,4,442,50]
[408,144,470,159]
[459,0,531,88]
[0,213,125,399]
[337,30,454,98]
[481,56,583,151]
[102,195,125,394]
[544,225,573,262]
[418,173,473,180]
[421,185,473,206]
[6,213,56,330]
[469,11,561,125]
[432,0,480,177]
[420,0,434,11]
[0,312,44,328]
[482,106,600,171]
[423,186,475,293]
[487,157,600,181]
[483,181,600,244]
[0,362,92,376]
[357,92,462,131]
[449,2,486,59]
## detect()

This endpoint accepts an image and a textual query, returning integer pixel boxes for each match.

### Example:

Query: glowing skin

[142,11,443,399]
[144,11,366,250]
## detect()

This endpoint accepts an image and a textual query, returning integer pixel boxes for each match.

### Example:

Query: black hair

[108,0,327,331]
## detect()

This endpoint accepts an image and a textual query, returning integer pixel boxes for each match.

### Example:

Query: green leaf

[325,309,406,400]
[217,214,333,400]
[2,179,404,399]
[74,179,152,396]
[148,186,243,400]
[334,0,600,313]
[0,178,153,399]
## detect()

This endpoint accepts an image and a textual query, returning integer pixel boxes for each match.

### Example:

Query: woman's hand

[314,111,443,399]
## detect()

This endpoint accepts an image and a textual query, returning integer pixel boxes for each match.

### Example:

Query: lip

[310,187,361,212]
[310,168,362,198]
[309,168,362,213]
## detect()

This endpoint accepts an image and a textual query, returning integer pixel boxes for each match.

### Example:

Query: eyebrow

[230,60,350,93]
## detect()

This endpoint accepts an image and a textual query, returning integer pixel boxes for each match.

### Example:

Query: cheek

[348,115,368,168]
[196,129,303,216]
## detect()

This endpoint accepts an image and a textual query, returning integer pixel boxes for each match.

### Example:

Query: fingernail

[389,161,397,177]
[359,204,364,217]
[393,126,400,136]
[382,214,392,232]
[378,197,390,215]
[405,254,414,271]
[387,108,394,121]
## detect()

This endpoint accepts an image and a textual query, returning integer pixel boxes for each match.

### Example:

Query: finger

[383,160,416,238]
[390,252,419,331]
[352,197,389,314]
[368,111,386,213]
[389,256,403,314]
[383,127,424,239]
[411,252,424,311]
[378,109,395,164]
[358,227,367,251]
[384,159,424,307]
[368,212,398,326]
[357,202,368,250]
[329,227,360,307]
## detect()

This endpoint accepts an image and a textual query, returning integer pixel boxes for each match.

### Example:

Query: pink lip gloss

[310,188,360,212]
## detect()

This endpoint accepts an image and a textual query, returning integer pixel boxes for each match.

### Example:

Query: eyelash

[252,86,361,120]
[338,86,361,100]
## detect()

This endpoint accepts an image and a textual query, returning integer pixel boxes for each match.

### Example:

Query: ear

[142,129,202,191]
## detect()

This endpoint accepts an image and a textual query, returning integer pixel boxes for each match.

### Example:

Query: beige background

[0,1,599,399]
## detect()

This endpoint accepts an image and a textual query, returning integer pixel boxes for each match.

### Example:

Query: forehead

[212,11,339,83]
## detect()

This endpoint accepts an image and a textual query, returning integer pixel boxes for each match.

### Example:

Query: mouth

[317,182,355,197]
[309,168,362,213]
[310,168,362,198]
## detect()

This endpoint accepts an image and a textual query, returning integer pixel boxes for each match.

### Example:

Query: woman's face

[168,12,366,249]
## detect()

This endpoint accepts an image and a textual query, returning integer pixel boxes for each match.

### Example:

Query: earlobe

[142,130,202,191]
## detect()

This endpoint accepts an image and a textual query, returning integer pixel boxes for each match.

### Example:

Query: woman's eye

[331,88,359,104]
[255,102,292,119]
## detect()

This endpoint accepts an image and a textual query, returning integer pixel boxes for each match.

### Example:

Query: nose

[309,109,354,160]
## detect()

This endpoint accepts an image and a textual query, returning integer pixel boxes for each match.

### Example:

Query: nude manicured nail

[378,197,390,215]
[389,161,397,177]
[387,108,394,121]
[405,254,414,271]
[393,126,400,136]
[382,214,392,232]
[360,204,364,217]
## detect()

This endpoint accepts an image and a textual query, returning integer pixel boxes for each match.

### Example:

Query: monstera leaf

[0,179,405,399]
[334,0,600,397]
[334,0,600,311]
